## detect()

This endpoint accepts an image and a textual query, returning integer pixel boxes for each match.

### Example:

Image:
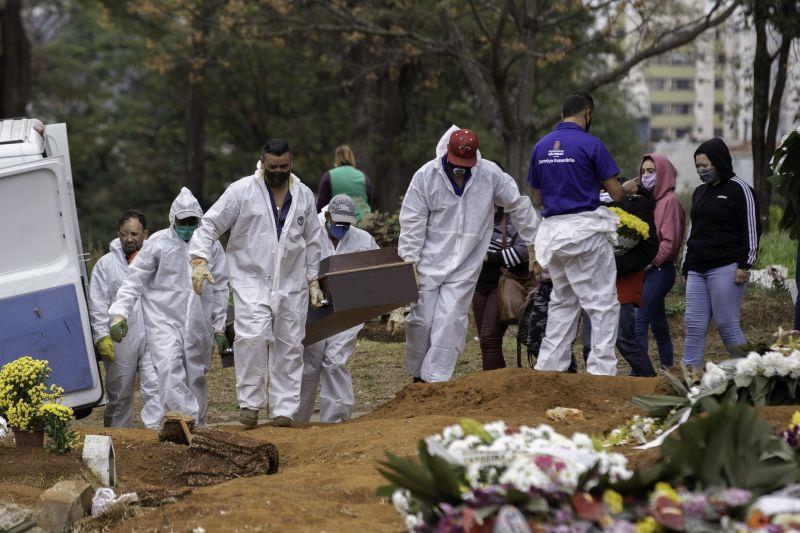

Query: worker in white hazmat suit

[88,210,162,429]
[188,138,324,428]
[295,194,379,423]
[108,188,229,423]
[526,92,625,375]
[399,126,540,383]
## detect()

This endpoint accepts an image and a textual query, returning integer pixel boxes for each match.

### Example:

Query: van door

[0,156,103,410]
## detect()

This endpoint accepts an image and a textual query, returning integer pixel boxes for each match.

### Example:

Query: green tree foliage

[26,0,665,244]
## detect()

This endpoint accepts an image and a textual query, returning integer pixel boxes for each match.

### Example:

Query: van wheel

[73,407,93,420]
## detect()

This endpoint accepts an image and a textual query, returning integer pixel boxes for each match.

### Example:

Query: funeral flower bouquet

[379,419,633,531]
[609,206,649,256]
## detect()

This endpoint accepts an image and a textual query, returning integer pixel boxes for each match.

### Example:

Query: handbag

[496,215,537,324]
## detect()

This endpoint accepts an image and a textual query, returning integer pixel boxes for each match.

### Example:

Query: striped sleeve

[732,177,760,269]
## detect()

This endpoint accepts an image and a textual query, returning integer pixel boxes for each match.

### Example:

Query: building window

[673,103,692,114]
[647,78,666,90]
[651,128,667,142]
[714,128,724,137]
[670,50,695,65]
[674,78,694,90]
[651,103,666,114]
[676,128,690,139]
[714,103,724,114]
[714,78,725,89]
[716,52,725,64]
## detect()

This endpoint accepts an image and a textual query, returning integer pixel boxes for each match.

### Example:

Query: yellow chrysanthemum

[603,489,624,515]
[654,482,681,504]
[39,402,74,422]
[635,516,660,533]
[791,411,800,428]
[610,206,650,240]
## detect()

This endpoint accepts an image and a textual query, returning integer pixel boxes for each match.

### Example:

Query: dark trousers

[472,288,508,370]
[578,304,656,377]
[635,262,676,368]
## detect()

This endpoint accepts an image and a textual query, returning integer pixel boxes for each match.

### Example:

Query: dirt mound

[367,367,661,432]
[0,369,669,531]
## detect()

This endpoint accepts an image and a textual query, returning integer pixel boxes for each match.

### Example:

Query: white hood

[434,124,482,162]
[169,187,204,227]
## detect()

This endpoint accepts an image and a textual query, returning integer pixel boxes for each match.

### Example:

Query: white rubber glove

[387,307,406,335]
[309,280,325,309]
[191,258,215,295]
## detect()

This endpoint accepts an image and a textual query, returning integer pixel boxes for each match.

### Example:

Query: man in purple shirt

[526,92,625,375]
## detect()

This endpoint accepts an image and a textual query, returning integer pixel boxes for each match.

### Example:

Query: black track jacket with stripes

[682,175,761,274]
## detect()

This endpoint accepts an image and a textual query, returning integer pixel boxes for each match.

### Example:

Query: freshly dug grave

[77,369,667,531]
[9,368,795,532]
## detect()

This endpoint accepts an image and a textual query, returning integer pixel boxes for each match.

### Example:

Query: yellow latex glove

[191,258,215,295]
[96,335,116,364]
[109,315,128,343]
[387,307,406,336]
[309,279,325,309]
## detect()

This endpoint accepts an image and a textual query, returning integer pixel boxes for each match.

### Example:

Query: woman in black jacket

[682,138,761,369]
[472,206,529,370]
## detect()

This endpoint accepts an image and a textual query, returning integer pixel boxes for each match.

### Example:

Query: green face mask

[174,225,198,242]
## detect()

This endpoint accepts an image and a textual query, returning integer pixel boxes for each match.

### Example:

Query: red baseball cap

[447,129,479,167]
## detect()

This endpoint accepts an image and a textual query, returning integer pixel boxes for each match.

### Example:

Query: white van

[0,118,103,416]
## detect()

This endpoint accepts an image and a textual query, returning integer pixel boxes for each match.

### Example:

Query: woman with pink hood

[634,154,685,369]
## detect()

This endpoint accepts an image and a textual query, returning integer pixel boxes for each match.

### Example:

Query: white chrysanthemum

[0,416,7,439]
[736,353,762,377]
[391,489,411,515]
[787,352,800,379]
[700,362,728,390]
[570,432,595,451]
[404,512,423,532]
[483,421,508,439]
[762,351,792,377]
[440,424,464,445]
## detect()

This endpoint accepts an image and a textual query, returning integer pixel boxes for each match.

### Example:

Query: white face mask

[641,172,657,191]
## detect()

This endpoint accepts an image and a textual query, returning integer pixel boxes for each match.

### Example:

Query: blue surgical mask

[174,225,197,242]
[697,167,716,183]
[641,172,657,191]
[327,222,350,240]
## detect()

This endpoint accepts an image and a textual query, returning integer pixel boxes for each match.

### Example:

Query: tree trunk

[0,0,31,117]
[505,131,534,194]
[356,68,411,212]
[751,3,772,232]
[185,6,209,206]
[762,37,792,228]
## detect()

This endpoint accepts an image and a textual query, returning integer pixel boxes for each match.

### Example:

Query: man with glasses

[88,210,163,428]
[399,126,540,383]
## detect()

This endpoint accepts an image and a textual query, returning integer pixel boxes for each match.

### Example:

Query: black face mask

[264,169,290,188]
[584,112,592,133]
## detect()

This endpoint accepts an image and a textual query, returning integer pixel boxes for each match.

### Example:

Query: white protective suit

[109,188,229,423]
[88,238,162,429]
[188,169,322,419]
[399,125,540,382]
[295,211,379,423]
[533,208,620,375]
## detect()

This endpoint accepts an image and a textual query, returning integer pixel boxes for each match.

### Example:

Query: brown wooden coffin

[304,248,418,345]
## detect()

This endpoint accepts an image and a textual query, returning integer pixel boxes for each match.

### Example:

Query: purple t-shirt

[527,122,620,218]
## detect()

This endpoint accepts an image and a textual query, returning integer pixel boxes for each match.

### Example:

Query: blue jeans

[683,263,747,367]
[635,262,676,368]
[579,304,656,377]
